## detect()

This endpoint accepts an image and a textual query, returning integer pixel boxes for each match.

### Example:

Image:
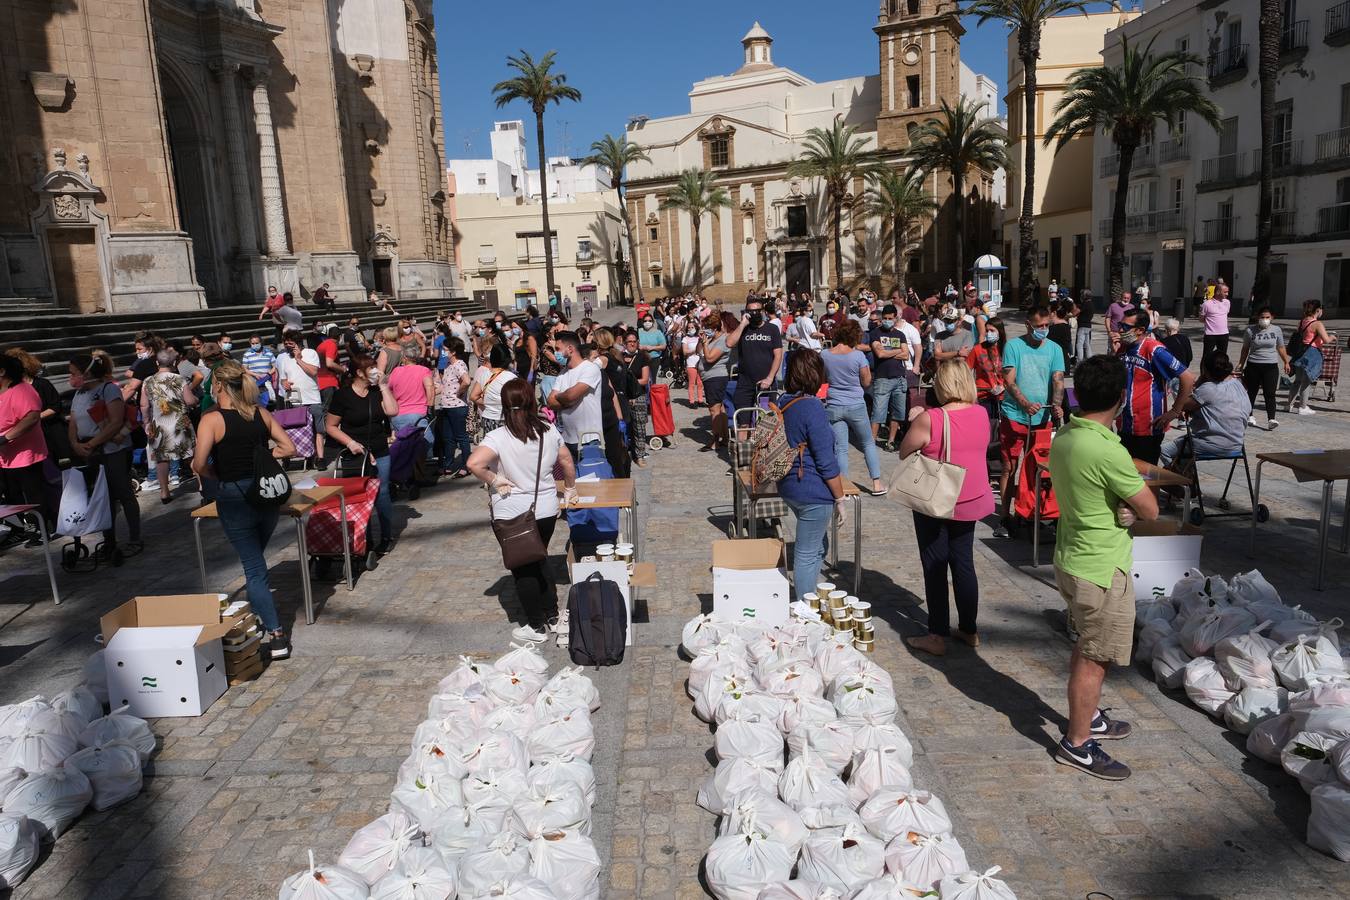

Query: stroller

[388,416,432,500]
[272,406,315,469]
[647,383,675,451]
[305,472,381,581]
[567,433,619,545]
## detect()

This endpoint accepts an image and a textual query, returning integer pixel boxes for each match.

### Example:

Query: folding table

[1250,449,1350,591]
[0,504,59,604]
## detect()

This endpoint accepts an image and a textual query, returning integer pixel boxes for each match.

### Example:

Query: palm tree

[1045,36,1221,304]
[583,134,650,307]
[659,168,731,290]
[964,0,1091,307]
[786,121,876,291]
[1252,0,1284,304]
[864,167,938,293]
[491,50,582,301]
[907,97,1008,285]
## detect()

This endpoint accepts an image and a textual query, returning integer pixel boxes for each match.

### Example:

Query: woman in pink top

[897,360,996,656]
[0,353,52,527]
[386,354,434,456]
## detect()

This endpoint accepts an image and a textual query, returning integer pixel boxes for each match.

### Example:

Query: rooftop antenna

[457,128,480,155]
[557,119,571,161]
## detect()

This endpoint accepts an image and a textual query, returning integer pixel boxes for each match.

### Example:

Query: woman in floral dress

[140,349,197,503]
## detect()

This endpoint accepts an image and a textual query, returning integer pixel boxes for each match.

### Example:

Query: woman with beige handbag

[893,360,995,656]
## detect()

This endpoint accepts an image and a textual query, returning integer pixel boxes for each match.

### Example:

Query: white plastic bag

[851,723,916,769]
[50,686,103,726]
[438,655,488,695]
[1182,658,1235,716]
[485,703,538,740]
[1135,597,1177,627]
[278,851,370,900]
[482,665,547,707]
[1331,740,1350,788]
[461,771,525,830]
[0,698,50,742]
[495,642,549,675]
[2,731,77,772]
[79,706,155,763]
[697,757,780,815]
[1151,635,1192,690]
[0,767,26,807]
[1228,570,1281,606]
[1281,731,1341,793]
[1268,613,1336,646]
[1214,623,1279,691]
[689,643,751,704]
[715,717,785,770]
[528,708,595,763]
[390,767,465,830]
[536,667,600,713]
[1135,619,1174,664]
[777,751,850,812]
[338,809,421,885]
[20,707,84,743]
[682,613,731,657]
[832,669,898,726]
[458,831,531,897]
[759,660,825,700]
[1289,682,1350,713]
[754,881,845,900]
[0,813,40,890]
[938,866,1019,900]
[512,780,590,838]
[777,695,838,736]
[4,765,91,839]
[815,636,867,685]
[1223,686,1288,735]
[786,720,857,774]
[717,792,809,856]
[1290,706,1350,745]
[56,465,112,537]
[369,845,456,900]
[81,651,109,707]
[64,741,142,811]
[467,875,560,899]
[1272,634,1346,692]
[527,755,596,808]
[796,824,886,893]
[1246,712,1297,765]
[859,789,953,842]
[527,831,601,900]
[459,730,530,778]
[1179,606,1257,658]
[1308,782,1350,861]
[848,746,915,807]
[851,872,942,899]
[797,804,865,835]
[427,806,491,864]
[695,674,755,724]
[715,690,785,728]
[884,831,969,888]
[704,830,795,900]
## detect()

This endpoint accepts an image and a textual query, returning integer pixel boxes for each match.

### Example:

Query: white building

[448,121,626,311]
[1090,0,1350,314]
[623,11,1004,301]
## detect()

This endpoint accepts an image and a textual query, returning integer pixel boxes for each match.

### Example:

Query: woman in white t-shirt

[467,379,577,642]
[466,343,517,439]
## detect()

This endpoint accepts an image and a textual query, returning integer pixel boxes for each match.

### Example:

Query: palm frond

[492,49,583,111]
[907,97,1009,181]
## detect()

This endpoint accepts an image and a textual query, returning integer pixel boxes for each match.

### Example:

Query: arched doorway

[159,66,222,301]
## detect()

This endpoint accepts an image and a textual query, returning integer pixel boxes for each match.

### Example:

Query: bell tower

[874,0,966,151]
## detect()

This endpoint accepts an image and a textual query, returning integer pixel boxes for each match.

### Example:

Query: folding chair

[1180,435,1269,525]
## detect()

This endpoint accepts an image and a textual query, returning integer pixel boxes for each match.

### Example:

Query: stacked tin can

[851,598,874,653]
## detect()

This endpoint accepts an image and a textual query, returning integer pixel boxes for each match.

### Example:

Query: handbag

[244,413,293,507]
[490,431,547,569]
[886,407,967,519]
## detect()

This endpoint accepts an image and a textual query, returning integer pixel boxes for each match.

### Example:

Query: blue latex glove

[618,420,628,441]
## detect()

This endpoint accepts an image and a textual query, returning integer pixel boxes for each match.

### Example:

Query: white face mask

[1259,317,1273,327]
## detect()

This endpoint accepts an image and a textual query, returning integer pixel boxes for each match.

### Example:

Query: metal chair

[1179,435,1268,525]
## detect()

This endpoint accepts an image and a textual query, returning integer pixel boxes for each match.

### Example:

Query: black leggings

[913,512,979,636]
[509,514,558,629]
[1202,334,1229,366]
[605,426,630,478]
[1,461,55,529]
[82,447,140,547]
[1243,362,1280,420]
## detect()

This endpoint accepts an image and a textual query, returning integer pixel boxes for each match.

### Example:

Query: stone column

[247,68,290,257]
[209,62,259,254]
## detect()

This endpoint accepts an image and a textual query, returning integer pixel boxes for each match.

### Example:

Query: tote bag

[886,407,966,519]
[244,414,293,508]
[57,466,113,537]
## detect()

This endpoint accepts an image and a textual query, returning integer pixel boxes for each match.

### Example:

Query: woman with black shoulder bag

[467,379,576,643]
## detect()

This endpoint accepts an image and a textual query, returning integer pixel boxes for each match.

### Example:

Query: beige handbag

[887,407,967,519]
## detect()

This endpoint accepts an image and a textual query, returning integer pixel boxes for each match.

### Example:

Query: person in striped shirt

[242,335,277,409]
[1113,310,1195,464]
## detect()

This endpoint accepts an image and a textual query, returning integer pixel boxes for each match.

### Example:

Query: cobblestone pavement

[2,321,1350,898]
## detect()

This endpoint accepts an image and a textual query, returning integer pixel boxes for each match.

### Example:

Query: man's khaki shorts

[1056,568,1134,665]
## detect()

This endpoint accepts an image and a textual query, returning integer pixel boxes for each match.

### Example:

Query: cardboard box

[227,653,265,685]
[101,595,233,718]
[711,539,790,627]
[1130,521,1204,601]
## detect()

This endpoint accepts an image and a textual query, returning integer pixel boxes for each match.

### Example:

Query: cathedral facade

[0,0,458,313]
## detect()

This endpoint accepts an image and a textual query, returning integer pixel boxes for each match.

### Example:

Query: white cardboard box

[101,594,232,718]
[1130,522,1204,601]
[711,539,790,627]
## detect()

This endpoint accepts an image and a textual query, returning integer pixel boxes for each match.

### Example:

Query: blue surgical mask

[554,351,567,366]
[1031,327,1049,342]
[882,319,896,330]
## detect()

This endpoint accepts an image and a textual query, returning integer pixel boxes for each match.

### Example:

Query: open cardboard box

[100,594,234,718]
[711,538,790,627]
[1130,521,1203,601]
[566,543,652,647]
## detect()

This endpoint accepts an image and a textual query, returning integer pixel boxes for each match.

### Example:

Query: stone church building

[0,0,459,313]
[623,2,1002,301]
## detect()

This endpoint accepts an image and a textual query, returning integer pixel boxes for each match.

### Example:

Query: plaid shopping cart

[273,406,315,464]
[304,475,380,578]
[1316,342,1341,403]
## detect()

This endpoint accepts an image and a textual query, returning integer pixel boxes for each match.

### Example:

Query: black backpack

[567,571,627,667]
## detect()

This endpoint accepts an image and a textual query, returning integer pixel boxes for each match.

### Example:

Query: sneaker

[1268,419,1280,430]
[992,516,1012,539]
[1246,415,1256,427]
[169,477,181,489]
[1055,737,1131,780]
[512,624,548,643]
[268,630,292,660]
[138,480,159,494]
[1298,406,1316,416]
[549,610,570,634]
[1089,708,1132,740]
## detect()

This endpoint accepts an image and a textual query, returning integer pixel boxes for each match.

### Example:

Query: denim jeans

[828,403,882,481]
[372,454,394,545]
[144,458,181,486]
[785,497,832,602]
[1074,326,1093,363]
[436,407,471,473]
[912,512,978,636]
[215,479,281,632]
[870,376,908,426]
[390,412,433,460]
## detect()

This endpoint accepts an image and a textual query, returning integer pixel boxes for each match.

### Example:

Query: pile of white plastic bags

[279,643,603,900]
[1137,569,1350,861]
[682,608,1019,899]
[0,649,152,890]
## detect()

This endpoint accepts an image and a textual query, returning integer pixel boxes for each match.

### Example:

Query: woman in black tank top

[191,360,297,659]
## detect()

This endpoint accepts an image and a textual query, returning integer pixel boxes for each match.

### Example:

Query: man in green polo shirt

[1049,354,1158,780]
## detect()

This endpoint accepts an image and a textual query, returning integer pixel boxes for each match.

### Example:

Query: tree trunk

[952,169,965,289]
[617,184,644,305]
[691,212,703,290]
[832,193,844,292]
[1108,142,1136,304]
[1018,34,1039,310]
[535,109,556,300]
[893,216,904,293]
[1253,0,1282,306]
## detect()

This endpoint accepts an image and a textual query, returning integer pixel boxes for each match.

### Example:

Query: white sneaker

[1268,419,1280,430]
[1247,415,1256,427]
[1298,406,1316,416]
[138,480,158,494]
[550,610,570,634]
[169,477,181,489]
[512,624,547,643]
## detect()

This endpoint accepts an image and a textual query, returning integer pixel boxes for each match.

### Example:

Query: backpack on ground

[567,572,626,667]
[749,396,806,491]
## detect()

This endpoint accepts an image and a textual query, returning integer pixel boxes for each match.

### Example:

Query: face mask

[554,351,568,366]
[1030,327,1048,342]
[1259,317,1273,327]
[985,331,998,344]
[475,328,485,336]
[220,342,232,351]
[827,306,837,313]
[747,310,764,328]
[366,368,379,382]
[402,327,412,334]
[550,316,559,323]
[1119,329,1141,346]
[136,351,151,360]
[882,319,895,330]
[643,321,654,330]
[249,342,261,351]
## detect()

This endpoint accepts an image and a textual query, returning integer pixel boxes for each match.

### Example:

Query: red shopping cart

[647,383,675,450]
[305,475,380,580]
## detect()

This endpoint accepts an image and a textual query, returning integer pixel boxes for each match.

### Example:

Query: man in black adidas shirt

[727,298,783,413]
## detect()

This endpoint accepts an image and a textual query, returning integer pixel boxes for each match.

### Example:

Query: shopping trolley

[305,474,380,581]
[1315,342,1341,403]
[727,392,788,540]
[273,406,315,468]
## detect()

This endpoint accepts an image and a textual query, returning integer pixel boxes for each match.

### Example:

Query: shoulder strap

[528,429,544,517]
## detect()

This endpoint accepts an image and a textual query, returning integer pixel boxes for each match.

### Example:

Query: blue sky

[434,0,1040,165]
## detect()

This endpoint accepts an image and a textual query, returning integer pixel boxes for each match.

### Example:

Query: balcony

[1327,1,1350,45]
[1280,20,1310,57]
[575,249,595,266]
[1317,202,1350,233]
[1251,140,1303,175]
[1099,155,1118,178]
[1201,217,1239,244]
[1158,136,1190,164]
[1316,126,1350,164]
[1270,211,1298,240]
[1207,44,1248,86]
[1200,153,1248,185]
[1156,207,1186,231]
[1100,146,1154,178]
